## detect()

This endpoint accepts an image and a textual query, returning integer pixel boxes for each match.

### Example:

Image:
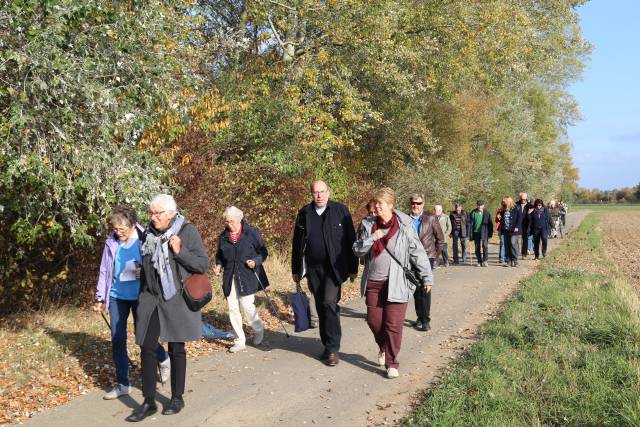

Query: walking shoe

[319,348,330,360]
[420,321,431,332]
[103,384,131,400]
[482,262,488,267]
[253,328,264,346]
[378,352,385,367]
[229,342,246,353]
[159,357,171,384]
[413,319,423,329]
[387,368,399,379]
[162,396,185,415]
[326,352,339,366]
[476,263,482,267]
[126,398,157,422]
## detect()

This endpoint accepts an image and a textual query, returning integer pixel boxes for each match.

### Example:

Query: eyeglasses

[411,201,424,206]
[312,190,327,196]
[149,210,166,217]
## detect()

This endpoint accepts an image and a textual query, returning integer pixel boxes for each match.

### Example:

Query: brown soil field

[602,210,640,291]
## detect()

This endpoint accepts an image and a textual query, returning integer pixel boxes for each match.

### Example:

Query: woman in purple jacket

[94,205,169,400]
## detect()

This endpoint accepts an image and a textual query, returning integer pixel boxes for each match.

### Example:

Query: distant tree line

[574,184,640,204]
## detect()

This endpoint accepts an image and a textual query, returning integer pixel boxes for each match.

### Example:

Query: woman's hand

[373,229,385,240]
[169,235,181,254]
[246,259,256,269]
[213,265,222,277]
[92,302,104,313]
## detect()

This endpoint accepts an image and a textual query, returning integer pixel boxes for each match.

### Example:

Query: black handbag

[384,246,423,287]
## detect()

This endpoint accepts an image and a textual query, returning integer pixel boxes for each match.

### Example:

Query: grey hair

[409,192,424,202]
[150,194,177,217]
[434,204,443,212]
[223,206,244,220]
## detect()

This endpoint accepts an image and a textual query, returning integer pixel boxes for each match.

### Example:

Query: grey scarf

[141,214,186,300]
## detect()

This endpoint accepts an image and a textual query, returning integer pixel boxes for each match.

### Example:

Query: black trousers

[473,233,488,263]
[141,309,186,399]
[521,231,530,256]
[414,258,435,323]
[306,264,342,352]
[532,229,548,258]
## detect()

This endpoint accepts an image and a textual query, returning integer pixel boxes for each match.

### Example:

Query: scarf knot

[141,214,186,300]
[371,214,399,258]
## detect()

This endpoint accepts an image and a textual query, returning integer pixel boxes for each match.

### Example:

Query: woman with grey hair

[127,194,209,422]
[214,206,268,353]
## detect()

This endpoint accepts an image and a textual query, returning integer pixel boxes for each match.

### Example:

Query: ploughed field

[602,210,640,291]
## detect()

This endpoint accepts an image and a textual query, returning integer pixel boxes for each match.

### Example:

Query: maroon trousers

[365,279,408,369]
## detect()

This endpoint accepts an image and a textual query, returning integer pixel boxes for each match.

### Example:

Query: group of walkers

[94,183,567,421]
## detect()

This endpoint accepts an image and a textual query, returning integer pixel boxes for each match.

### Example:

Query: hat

[477,199,486,206]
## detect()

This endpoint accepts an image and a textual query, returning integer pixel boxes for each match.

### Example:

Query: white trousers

[227,278,264,345]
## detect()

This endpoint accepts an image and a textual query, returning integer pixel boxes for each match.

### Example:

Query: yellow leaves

[180,153,192,166]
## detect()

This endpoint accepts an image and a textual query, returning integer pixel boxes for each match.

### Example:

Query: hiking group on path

[93,181,566,422]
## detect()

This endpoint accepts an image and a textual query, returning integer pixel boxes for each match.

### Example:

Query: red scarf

[371,214,399,258]
[230,225,242,244]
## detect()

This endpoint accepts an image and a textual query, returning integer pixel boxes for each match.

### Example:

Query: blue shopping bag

[291,282,311,333]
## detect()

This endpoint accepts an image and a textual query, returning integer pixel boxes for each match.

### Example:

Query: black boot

[162,396,185,415]
[126,398,157,422]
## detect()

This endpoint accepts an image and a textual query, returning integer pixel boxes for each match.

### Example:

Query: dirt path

[23,212,586,427]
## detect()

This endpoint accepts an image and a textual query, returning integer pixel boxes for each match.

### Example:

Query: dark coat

[417,213,445,259]
[469,208,493,241]
[136,221,209,345]
[528,207,552,235]
[291,200,358,284]
[215,221,269,298]
[516,201,533,235]
[499,206,524,236]
[449,211,469,238]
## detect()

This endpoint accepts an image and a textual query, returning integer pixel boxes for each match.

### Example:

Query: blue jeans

[109,297,168,386]
[498,234,506,262]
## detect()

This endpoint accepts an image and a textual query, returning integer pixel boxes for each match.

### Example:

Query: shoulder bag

[383,245,423,288]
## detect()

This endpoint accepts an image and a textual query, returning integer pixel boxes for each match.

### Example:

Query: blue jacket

[500,206,524,236]
[528,207,552,235]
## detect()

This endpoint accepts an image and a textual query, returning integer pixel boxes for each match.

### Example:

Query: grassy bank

[406,213,640,426]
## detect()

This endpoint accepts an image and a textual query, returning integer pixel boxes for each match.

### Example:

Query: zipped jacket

[353,210,433,303]
[216,221,269,297]
[95,224,144,310]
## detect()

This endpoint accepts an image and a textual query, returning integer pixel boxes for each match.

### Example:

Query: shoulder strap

[384,244,405,269]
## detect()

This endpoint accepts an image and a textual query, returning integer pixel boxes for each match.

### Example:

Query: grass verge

[405,213,640,426]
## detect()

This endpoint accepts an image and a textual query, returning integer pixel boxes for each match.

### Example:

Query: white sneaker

[378,352,385,368]
[103,384,131,400]
[229,342,246,353]
[159,357,171,383]
[386,368,399,379]
[253,328,264,346]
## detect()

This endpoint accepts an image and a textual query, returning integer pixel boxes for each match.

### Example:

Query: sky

[567,0,640,190]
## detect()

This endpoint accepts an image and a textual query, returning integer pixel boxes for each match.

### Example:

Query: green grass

[406,213,640,426]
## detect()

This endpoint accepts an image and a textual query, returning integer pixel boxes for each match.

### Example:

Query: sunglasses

[411,201,424,206]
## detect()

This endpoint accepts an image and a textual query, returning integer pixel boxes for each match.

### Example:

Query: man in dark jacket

[408,193,444,331]
[449,204,469,264]
[516,193,534,258]
[291,180,358,366]
[469,200,493,267]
